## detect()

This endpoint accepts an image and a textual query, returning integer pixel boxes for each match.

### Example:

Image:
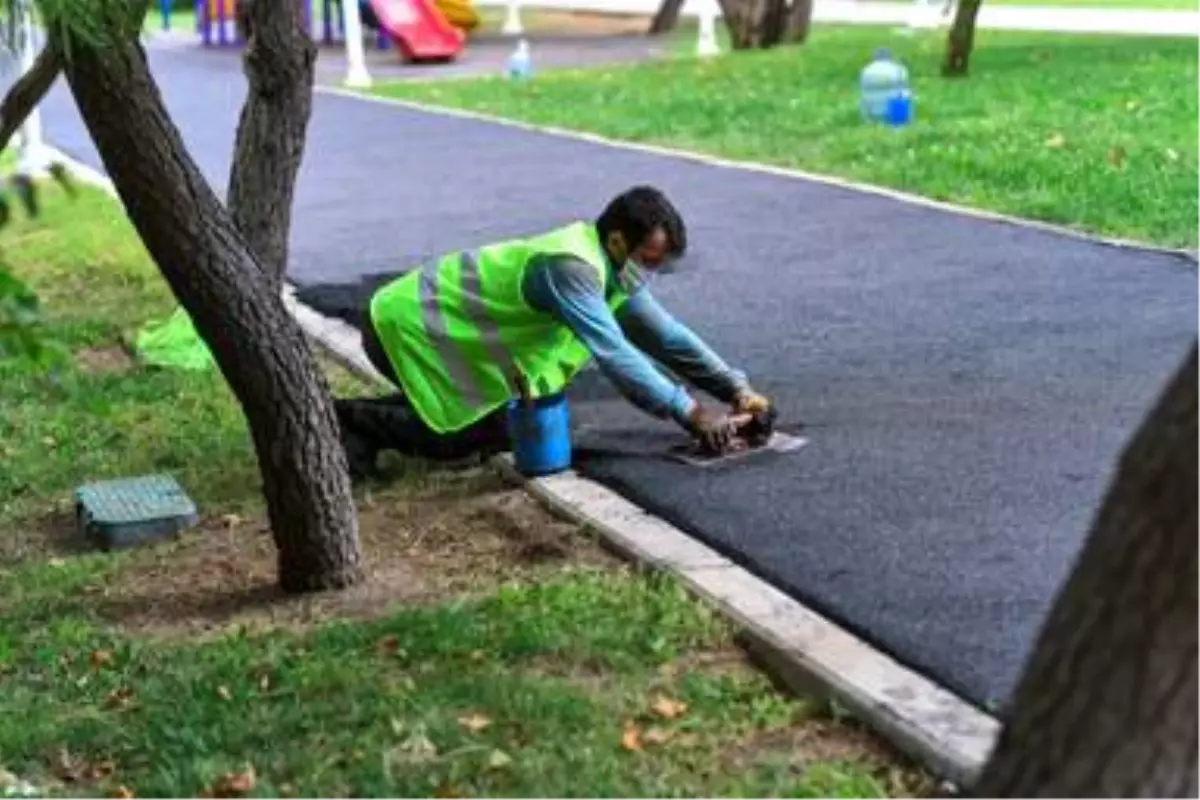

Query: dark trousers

[334,319,509,476]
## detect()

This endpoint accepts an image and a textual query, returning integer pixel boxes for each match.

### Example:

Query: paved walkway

[31,42,1199,709]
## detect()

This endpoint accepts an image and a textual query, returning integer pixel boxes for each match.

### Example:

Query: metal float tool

[668,406,808,468]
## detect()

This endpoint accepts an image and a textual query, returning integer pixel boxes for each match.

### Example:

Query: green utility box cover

[75,474,199,550]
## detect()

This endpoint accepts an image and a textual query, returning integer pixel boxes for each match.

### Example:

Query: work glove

[732,387,771,415]
[685,402,739,453]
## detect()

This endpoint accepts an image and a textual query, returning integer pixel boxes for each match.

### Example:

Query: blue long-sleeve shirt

[523,255,748,424]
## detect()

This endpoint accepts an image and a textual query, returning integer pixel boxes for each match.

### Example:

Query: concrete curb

[43,142,1002,787]
[315,85,1197,265]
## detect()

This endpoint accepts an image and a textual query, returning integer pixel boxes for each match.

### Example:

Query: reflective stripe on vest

[416,249,517,409]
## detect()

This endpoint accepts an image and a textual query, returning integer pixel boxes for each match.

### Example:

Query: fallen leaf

[468,649,486,662]
[376,635,401,655]
[41,436,58,449]
[215,685,232,701]
[103,687,136,710]
[210,765,256,798]
[1044,133,1065,149]
[89,650,114,669]
[1107,145,1127,167]
[620,724,643,752]
[433,782,461,799]
[220,514,242,529]
[643,727,673,745]
[48,558,66,568]
[1165,147,1180,162]
[1125,99,1140,111]
[108,784,135,798]
[650,695,688,719]
[258,674,271,691]
[457,713,492,733]
[88,760,116,779]
[486,749,513,770]
[397,730,438,764]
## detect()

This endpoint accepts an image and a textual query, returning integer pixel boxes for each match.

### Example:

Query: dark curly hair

[595,185,688,258]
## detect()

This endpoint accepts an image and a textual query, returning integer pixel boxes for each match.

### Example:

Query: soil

[16,468,618,639]
[73,346,134,374]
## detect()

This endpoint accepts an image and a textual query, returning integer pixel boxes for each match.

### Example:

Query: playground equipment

[194,0,467,61]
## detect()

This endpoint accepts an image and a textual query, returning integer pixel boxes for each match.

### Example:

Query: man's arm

[615,284,750,404]
[524,256,696,425]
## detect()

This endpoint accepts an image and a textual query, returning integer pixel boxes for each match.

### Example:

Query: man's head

[595,185,687,273]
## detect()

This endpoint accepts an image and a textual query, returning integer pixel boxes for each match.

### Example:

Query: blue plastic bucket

[507,392,572,477]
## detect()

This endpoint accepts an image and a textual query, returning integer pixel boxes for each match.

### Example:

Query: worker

[334,185,772,479]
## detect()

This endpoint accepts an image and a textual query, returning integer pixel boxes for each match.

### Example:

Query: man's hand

[732,387,771,414]
[685,402,738,453]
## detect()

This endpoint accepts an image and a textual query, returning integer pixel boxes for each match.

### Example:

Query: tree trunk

[0,45,61,153]
[648,0,685,35]
[942,0,982,77]
[974,342,1198,797]
[720,0,810,48]
[782,0,814,44]
[57,31,363,593]
[226,0,316,288]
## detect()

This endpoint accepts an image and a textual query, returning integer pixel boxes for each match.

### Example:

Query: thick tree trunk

[943,0,983,77]
[226,0,316,287]
[0,45,61,154]
[58,33,363,593]
[721,0,810,48]
[648,0,685,35]
[783,0,814,44]
[974,343,1198,797]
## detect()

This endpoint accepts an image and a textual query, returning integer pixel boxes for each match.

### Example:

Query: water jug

[860,48,913,126]
[506,38,532,80]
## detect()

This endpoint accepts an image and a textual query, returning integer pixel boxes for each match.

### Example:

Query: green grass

[370,26,1198,248]
[0,186,271,524]
[0,178,920,797]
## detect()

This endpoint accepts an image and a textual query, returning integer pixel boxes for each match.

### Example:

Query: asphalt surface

[31,43,1199,709]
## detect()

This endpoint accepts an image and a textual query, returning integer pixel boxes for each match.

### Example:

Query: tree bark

[943,0,983,77]
[720,0,810,48]
[226,0,317,288]
[0,44,61,154]
[648,0,685,35]
[974,342,1198,798]
[782,0,814,44]
[57,32,363,593]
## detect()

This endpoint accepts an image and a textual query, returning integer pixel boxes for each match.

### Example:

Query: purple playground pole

[198,0,212,45]
[216,0,227,46]
[302,0,312,40]
[336,0,345,38]
[322,0,334,43]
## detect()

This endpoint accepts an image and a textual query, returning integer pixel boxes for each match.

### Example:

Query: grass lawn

[369,26,1198,248]
[0,178,931,797]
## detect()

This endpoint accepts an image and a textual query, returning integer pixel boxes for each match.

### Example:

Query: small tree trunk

[782,0,814,44]
[974,343,1198,797]
[59,31,363,593]
[943,0,982,77]
[0,44,61,153]
[226,0,316,287]
[648,0,685,35]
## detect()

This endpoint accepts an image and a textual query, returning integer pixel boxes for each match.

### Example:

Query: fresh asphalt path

[31,42,1198,709]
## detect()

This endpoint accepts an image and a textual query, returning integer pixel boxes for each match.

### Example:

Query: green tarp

[135,307,215,371]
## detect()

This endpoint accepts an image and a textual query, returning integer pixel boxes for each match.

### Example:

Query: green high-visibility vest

[370,221,631,434]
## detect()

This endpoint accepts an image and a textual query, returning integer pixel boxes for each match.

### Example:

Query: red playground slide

[367,0,465,61]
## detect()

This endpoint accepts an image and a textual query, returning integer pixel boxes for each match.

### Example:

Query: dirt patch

[65,468,615,638]
[74,346,134,374]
